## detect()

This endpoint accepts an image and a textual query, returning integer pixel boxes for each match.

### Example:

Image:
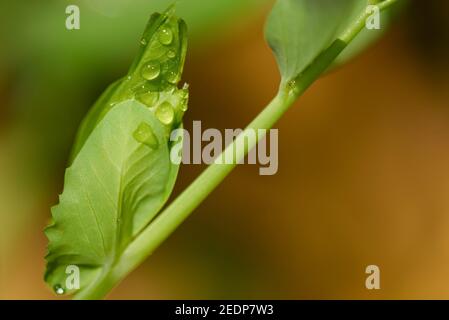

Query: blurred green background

[0,0,449,299]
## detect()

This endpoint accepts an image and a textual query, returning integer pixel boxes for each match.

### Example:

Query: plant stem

[74,42,344,300]
[74,88,294,300]
[74,0,399,300]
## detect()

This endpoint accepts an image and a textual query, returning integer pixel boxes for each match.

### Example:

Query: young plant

[45,0,399,299]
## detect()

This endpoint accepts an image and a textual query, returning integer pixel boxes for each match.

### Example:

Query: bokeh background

[0,0,448,299]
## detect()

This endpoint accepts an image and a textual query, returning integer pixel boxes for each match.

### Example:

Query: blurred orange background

[1,0,448,299]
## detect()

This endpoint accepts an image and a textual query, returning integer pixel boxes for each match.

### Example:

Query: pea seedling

[45,0,400,299]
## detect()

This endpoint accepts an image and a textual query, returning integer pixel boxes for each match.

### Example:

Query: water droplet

[167,50,176,58]
[156,102,175,125]
[140,38,147,46]
[159,28,173,45]
[141,61,161,80]
[137,91,159,107]
[54,284,65,295]
[166,71,178,84]
[133,122,159,149]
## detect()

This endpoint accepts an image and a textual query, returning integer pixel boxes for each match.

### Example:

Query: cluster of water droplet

[132,19,188,139]
[126,18,189,149]
[139,25,177,82]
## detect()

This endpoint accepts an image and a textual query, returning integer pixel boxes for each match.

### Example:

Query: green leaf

[45,100,182,295]
[265,0,370,82]
[44,7,189,296]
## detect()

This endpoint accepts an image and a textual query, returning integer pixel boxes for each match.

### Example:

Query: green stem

[74,0,398,300]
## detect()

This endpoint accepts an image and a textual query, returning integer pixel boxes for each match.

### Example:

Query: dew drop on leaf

[136,91,159,107]
[156,102,175,125]
[167,50,176,59]
[133,122,159,149]
[140,38,147,46]
[166,71,178,84]
[159,28,173,45]
[141,61,161,80]
[53,284,65,295]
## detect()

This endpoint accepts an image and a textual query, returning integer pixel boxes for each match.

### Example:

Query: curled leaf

[45,7,189,296]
